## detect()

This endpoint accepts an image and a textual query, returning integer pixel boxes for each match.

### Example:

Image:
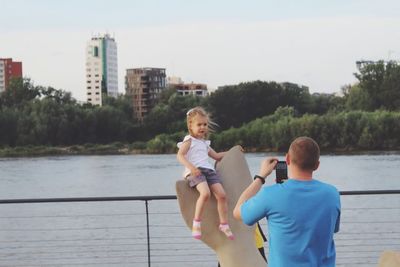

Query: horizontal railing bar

[0,190,399,204]
[340,190,400,195]
[0,195,177,204]
[0,260,218,266]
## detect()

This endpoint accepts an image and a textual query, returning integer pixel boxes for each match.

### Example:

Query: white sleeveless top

[177,135,214,177]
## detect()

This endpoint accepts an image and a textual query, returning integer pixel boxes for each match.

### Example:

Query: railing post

[145,200,151,267]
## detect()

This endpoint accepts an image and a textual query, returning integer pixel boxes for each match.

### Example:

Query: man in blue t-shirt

[233,137,341,267]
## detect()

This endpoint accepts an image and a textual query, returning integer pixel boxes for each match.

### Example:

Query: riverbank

[0,144,144,157]
[1,143,399,157]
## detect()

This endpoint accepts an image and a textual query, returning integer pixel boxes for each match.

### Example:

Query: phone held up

[275,160,288,184]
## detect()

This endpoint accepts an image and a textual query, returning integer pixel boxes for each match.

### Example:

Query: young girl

[177,107,234,240]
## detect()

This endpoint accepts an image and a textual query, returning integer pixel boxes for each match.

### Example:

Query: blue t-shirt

[241,179,341,267]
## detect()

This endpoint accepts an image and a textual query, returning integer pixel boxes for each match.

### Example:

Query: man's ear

[285,153,290,165]
[313,160,320,171]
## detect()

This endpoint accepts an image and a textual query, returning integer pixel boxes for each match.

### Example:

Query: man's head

[287,137,320,172]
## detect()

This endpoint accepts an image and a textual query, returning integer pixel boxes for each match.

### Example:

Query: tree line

[0,60,399,153]
[211,107,400,151]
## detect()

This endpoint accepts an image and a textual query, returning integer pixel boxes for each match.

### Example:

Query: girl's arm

[209,145,244,161]
[208,148,225,161]
[177,140,201,176]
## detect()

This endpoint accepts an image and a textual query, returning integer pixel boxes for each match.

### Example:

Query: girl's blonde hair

[186,106,217,137]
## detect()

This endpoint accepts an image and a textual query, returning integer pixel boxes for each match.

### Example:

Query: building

[280,82,309,92]
[125,68,166,121]
[355,60,376,70]
[85,34,118,105]
[167,77,208,97]
[0,58,23,92]
[171,82,208,97]
[356,59,399,70]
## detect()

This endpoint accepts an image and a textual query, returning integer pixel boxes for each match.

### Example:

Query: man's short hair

[289,137,320,171]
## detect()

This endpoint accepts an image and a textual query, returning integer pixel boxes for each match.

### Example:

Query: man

[233,137,341,267]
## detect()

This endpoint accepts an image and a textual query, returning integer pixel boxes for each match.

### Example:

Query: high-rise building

[85,34,118,105]
[125,68,166,121]
[0,58,23,92]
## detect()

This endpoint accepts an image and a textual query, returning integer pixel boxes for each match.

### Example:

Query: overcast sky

[1,0,400,101]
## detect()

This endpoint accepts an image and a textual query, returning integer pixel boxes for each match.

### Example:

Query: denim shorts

[186,167,222,188]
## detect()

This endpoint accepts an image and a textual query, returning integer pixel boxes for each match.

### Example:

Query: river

[0,152,399,266]
[1,152,400,199]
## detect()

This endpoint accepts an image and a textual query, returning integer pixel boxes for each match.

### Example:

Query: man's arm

[233,158,278,221]
[233,179,264,221]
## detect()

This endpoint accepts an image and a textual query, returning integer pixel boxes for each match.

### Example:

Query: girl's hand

[238,145,244,152]
[190,167,201,177]
[217,152,226,161]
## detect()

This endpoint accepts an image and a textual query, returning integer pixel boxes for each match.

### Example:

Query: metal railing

[0,190,399,267]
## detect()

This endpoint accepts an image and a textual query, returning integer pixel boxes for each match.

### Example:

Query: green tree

[354,61,400,110]
[280,82,312,114]
[0,78,40,108]
[380,62,400,110]
[92,106,132,144]
[207,81,284,129]
[0,107,19,146]
[309,93,345,114]
[343,84,373,111]
[39,86,75,105]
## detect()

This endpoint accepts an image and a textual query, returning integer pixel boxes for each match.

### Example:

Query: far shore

[0,144,399,158]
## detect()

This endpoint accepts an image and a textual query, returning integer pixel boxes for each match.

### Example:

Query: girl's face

[190,114,208,139]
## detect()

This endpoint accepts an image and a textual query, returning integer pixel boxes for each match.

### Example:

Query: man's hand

[258,157,278,178]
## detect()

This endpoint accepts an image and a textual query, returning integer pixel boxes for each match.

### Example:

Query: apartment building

[125,68,166,121]
[0,58,23,92]
[85,34,118,105]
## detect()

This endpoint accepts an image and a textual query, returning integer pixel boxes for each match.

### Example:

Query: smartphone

[275,161,288,184]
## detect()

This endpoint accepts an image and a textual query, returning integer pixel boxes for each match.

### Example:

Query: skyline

[1,0,400,101]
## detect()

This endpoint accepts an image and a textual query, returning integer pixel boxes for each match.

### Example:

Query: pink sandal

[219,223,234,240]
[192,219,201,239]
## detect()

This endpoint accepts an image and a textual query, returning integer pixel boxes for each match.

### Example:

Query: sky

[1,0,400,101]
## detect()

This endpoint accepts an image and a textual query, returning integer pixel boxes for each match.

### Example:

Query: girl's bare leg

[210,183,228,222]
[192,182,210,239]
[211,183,234,240]
[194,182,211,220]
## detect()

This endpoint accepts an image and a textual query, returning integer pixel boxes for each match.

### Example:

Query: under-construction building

[125,68,166,122]
[169,82,208,97]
